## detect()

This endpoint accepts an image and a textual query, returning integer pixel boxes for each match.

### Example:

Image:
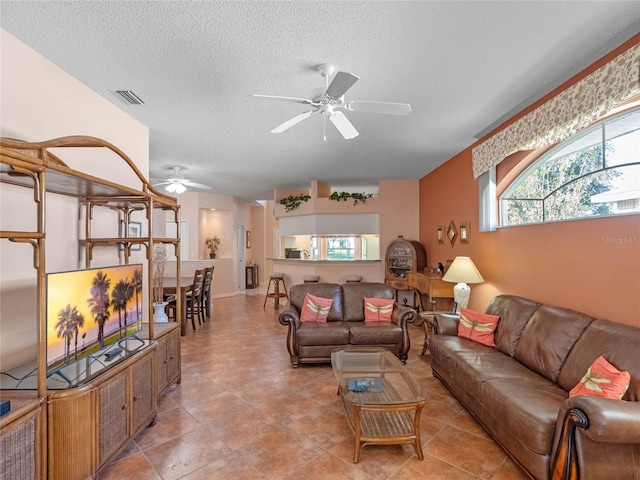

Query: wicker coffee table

[331,347,426,463]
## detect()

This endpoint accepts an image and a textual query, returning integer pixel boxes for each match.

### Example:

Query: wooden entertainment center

[0,136,183,480]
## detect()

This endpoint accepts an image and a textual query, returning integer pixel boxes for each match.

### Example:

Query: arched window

[500,106,640,226]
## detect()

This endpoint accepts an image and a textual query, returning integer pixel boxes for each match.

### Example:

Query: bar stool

[302,275,320,283]
[263,272,289,308]
[345,275,363,283]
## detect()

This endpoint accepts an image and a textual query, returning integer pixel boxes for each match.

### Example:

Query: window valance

[472,42,640,179]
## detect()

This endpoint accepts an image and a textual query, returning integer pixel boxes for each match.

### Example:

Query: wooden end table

[331,347,426,463]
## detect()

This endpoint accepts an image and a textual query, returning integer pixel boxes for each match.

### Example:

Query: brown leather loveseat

[430,295,640,480]
[279,282,416,367]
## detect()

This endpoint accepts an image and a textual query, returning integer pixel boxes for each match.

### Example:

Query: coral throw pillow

[300,293,333,323]
[364,298,394,323]
[457,308,500,347]
[569,356,630,399]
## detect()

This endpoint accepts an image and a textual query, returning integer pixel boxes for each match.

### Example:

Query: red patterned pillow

[300,293,333,323]
[364,298,394,323]
[457,308,500,347]
[569,356,630,399]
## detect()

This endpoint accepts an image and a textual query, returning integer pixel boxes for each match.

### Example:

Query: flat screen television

[46,264,144,378]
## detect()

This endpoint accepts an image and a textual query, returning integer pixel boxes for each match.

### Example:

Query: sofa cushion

[514,304,594,383]
[343,282,394,322]
[482,376,568,455]
[558,319,640,401]
[458,308,499,347]
[363,297,394,323]
[486,295,541,357]
[569,355,630,400]
[300,293,333,323]
[348,322,402,346]
[431,335,550,401]
[289,283,344,322]
[296,321,350,346]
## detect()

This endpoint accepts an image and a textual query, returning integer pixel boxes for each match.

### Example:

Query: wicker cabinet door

[130,354,155,434]
[166,329,180,386]
[98,374,128,465]
[156,336,169,394]
[0,407,39,480]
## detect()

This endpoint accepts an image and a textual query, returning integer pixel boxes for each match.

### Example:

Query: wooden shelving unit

[0,136,182,480]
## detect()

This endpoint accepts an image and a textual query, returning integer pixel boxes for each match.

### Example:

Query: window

[500,107,640,226]
[309,235,377,260]
[326,236,355,260]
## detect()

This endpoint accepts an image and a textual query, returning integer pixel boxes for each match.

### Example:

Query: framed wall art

[459,222,470,244]
[437,225,445,244]
[447,221,458,247]
[120,220,142,250]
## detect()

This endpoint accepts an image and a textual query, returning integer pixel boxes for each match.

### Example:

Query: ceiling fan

[152,166,212,194]
[253,63,411,140]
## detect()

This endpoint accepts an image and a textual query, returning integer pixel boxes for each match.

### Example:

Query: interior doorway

[237,224,245,290]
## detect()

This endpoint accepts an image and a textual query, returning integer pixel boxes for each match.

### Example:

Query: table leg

[273,280,280,309]
[180,287,187,335]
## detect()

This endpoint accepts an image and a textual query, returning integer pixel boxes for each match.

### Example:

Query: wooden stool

[345,275,363,283]
[303,275,320,283]
[263,272,289,308]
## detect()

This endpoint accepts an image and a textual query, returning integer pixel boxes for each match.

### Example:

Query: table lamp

[442,256,484,313]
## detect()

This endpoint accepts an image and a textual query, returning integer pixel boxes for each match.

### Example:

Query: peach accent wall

[419,36,640,327]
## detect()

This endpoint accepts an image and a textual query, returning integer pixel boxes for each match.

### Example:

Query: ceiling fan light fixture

[165,182,186,194]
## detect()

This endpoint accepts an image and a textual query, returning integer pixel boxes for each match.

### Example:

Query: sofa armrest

[551,397,640,480]
[279,305,302,361]
[562,396,640,444]
[279,305,301,328]
[392,304,417,327]
[432,313,459,336]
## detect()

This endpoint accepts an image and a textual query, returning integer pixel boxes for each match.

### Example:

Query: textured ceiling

[1,1,639,202]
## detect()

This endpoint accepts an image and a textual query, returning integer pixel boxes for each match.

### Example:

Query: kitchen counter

[270,258,379,265]
[267,258,382,285]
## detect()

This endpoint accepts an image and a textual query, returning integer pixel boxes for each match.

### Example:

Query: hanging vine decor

[279,194,311,212]
[329,191,373,205]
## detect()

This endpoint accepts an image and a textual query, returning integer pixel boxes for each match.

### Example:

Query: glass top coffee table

[331,347,426,463]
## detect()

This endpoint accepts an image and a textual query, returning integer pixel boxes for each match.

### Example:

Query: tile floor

[100,292,528,480]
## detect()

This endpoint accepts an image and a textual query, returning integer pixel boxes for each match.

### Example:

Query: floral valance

[472,42,640,179]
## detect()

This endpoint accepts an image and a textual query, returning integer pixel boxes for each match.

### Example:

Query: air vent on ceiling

[110,90,145,105]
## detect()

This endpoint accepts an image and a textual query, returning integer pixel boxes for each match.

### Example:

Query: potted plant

[205,236,220,258]
[152,245,169,322]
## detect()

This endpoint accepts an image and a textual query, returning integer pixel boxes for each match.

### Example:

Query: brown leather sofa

[430,295,640,480]
[279,282,416,367]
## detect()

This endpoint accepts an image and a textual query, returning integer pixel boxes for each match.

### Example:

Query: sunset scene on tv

[46,264,143,373]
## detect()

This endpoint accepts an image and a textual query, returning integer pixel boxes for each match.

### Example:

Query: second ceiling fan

[253,64,411,140]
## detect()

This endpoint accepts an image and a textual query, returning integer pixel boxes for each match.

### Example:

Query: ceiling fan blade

[344,101,412,116]
[182,180,212,190]
[151,181,171,186]
[252,94,314,105]
[325,72,359,99]
[329,111,359,139]
[271,110,316,133]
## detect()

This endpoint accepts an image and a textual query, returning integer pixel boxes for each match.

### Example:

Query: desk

[407,271,454,312]
[163,277,193,336]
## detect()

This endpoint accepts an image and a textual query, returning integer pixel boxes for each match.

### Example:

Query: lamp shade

[442,256,484,284]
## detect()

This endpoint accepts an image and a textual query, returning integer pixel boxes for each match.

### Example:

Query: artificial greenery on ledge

[329,191,373,205]
[279,194,311,212]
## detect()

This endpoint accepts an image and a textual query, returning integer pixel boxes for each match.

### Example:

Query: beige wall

[169,191,260,296]
[0,30,150,369]
[265,179,421,289]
